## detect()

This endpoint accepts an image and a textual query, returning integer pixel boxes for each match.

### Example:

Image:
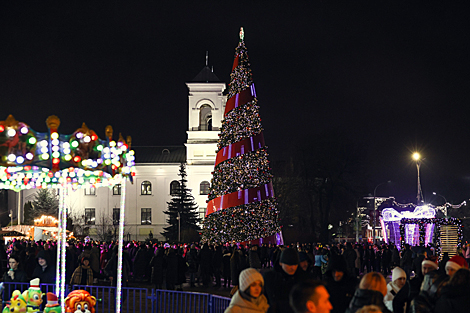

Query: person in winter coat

[409,256,439,303]
[445,254,468,277]
[263,248,305,313]
[400,244,412,279]
[289,280,333,313]
[2,254,28,282]
[223,247,232,288]
[186,244,199,287]
[133,244,149,281]
[224,268,269,313]
[346,272,391,313]
[199,243,213,286]
[313,248,328,280]
[31,249,56,283]
[231,248,244,287]
[213,245,224,288]
[165,248,178,290]
[434,268,470,313]
[383,267,407,312]
[70,256,94,286]
[324,253,358,313]
[149,248,165,289]
[249,245,262,269]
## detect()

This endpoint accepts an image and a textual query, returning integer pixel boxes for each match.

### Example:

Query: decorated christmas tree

[161,163,201,241]
[201,28,282,244]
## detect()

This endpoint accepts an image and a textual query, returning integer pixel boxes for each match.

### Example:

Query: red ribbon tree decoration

[201,28,282,244]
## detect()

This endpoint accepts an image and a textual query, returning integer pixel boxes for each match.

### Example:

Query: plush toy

[43,292,61,313]
[2,290,28,313]
[21,278,43,312]
[65,290,96,313]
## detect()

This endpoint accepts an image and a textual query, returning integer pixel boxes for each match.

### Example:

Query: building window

[113,184,121,195]
[85,208,95,225]
[200,181,210,195]
[113,208,120,225]
[170,180,180,195]
[84,187,96,196]
[141,208,152,225]
[141,181,152,195]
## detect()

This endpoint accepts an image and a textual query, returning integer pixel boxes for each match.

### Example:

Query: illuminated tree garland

[208,149,272,199]
[201,198,281,243]
[202,28,282,244]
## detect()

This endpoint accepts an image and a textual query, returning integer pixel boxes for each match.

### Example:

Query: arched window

[170,180,180,195]
[200,181,210,195]
[199,104,212,131]
[141,181,152,195]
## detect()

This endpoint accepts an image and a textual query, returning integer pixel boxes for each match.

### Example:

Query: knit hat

[392,267,406,282]
[446,255,469,272]
[298,251,310,263]
[81,256,90,264]
[29,278,41,291]
[280,248,299,265]
[239,268,264,292]
[422,256,439,270]
[45,292,59,307]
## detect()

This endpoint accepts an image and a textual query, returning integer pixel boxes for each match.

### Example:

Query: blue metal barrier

[1,282,230,313]
[148,289,231,313]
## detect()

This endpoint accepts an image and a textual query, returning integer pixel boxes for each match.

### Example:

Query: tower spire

[239,27,244,41]
[206,51,209,67]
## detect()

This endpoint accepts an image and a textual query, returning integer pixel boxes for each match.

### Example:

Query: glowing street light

[412,152,423,204]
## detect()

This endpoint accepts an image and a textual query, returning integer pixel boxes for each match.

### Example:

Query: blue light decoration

[0,115,135,312]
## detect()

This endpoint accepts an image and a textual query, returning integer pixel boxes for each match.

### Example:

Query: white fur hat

[392,267,406,282]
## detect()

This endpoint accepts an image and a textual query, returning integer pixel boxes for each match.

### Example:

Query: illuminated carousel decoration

[0,115,135,313]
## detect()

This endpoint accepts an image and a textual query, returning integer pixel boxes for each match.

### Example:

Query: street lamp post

[433,192,448,218]
[412,152,423,205]
[177,211,181,242]
[373,180,391,244]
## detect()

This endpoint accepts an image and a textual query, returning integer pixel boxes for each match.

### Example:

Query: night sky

[1,2,470,205]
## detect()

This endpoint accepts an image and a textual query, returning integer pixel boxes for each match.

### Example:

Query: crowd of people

[1,239,470,313]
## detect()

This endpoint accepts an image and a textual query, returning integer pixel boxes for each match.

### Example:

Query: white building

[11,64,226,242]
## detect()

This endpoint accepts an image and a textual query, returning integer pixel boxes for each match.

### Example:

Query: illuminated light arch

[0,115,134,313]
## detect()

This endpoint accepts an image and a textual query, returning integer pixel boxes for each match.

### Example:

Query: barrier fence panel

[148,289,231,313]
[2,282,230,313]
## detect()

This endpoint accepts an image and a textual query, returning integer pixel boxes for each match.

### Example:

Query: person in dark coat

[199,243,213,286]
[31,249,56,283]
[249,245,262,269]
[346,272,391,313]
[434,268,470,313]
[2,254,28,282]
[222,247,232,288]
[149,248,165,289]
[263,248,305,313]
[411,250,426,278]
[133,244,148,281]
[230,248,243,287]
[343,243,357,276]
[400,244,413,279]
[104,245,130,287]
[165,248,178,290]
[324,253,358,313]
[212,245,223,288]
[176,248,187,290]
[186,244,199,287]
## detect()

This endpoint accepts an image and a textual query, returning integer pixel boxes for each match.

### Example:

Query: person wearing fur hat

[445,255,469,277]
[384,267,407,312]
[225,268,269,313]
[70,256,94,286]
[263,247,305,313]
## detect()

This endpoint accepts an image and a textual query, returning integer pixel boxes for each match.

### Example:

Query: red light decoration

[52,158,60,164]
[73,156,81,163]
[0,125,4,132]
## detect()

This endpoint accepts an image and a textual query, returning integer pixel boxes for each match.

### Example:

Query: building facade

[12,65,226,242]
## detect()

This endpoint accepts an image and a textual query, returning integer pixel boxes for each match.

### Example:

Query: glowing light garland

[116,180,126,313]
[202,28,282,244]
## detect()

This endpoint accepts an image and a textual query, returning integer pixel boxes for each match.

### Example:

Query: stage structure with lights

[0,114,135,313]
[379,200,465,259]
[201,28,283,244]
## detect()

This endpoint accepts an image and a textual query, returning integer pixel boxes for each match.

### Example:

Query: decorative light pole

[412,152,423,204]
[373,180,391,244]
[433,191,448,218]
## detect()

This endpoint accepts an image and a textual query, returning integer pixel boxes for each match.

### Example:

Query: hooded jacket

[31,249,56,283]
[346,289,391,313]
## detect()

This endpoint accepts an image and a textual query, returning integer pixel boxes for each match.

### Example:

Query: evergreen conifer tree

[201,28,282,243]
[161,163,201,241]
[31,188,59,219]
